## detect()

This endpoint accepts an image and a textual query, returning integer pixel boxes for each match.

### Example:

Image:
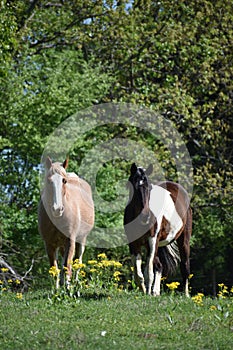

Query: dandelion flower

[49,266,60,278]
[166,282,180,291]
[1,268,8,273]
[210,305,217,311]
[192,293,204,306]
[88,260,98,265]
[113,271,121,281]
[97,253,107,260]
[16,292,23,300]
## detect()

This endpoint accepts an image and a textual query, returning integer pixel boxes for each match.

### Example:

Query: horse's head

[128,162,153,225]
[45,157,69,217]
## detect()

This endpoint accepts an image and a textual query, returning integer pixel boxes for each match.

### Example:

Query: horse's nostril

[52,205,64,216]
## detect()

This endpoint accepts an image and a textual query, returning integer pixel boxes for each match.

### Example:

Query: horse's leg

[132,253,146,294]
[73,242,85,281]
[63,238,76,286]
[74,242,85,263]
[46,244,60,288]
[177,209,192,297]
[59,246,65,286]
[152,256,163,296]
[147,236,157,295]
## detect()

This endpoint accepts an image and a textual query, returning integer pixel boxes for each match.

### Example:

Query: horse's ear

[130,163,137,175]
[63,158,69,169]
[145,164,153,176]
[45,157,52,169]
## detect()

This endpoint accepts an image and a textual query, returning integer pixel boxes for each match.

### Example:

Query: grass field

[1,257,233,349]
[1,288,233,350]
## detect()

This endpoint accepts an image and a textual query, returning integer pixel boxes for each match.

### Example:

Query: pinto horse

[124,163,192,296]
[38,157,94,286]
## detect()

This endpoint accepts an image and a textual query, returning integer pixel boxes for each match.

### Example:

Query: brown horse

[124,163,192,296]
[38,157,94,286]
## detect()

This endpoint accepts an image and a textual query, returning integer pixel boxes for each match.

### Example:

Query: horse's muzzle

[52,205,64,217]
[140,212,151,226]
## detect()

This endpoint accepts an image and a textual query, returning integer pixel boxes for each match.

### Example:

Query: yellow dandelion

[188,274,194,279]
[210,305,217,311]
[1,268,8,273]
[49,266,60,278]
[73,261,86,270]
[16,292,23,300]
[97,253,107,260]
[90,268,97,273]
[0,280,3,284]
[15,279,21,285]
[192,293,204,305]
[166,282,180,291]
[113,271,121,281]
[80,270,86,278]
[101,260,112,267]
[8,279,13,284]
[88,260,98,265]
[113,261,122,268]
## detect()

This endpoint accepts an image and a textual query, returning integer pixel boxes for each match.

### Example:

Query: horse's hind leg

[74,242,85,263]
[177,209,192,297]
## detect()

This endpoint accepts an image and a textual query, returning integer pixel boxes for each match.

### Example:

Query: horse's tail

[158,241,180,276]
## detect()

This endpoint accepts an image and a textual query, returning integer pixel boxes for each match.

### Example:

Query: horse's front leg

[62,238,76,287]
[147,236,157,295]
[132,253,146,294]
[46,244,60,289]
[152,256,163,296]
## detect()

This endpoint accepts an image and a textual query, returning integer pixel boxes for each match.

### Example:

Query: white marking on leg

[75,244,85,281]
[135,253,146,293]
[147,236,157,295]
[185,278,189,297]
[153,270,162,296]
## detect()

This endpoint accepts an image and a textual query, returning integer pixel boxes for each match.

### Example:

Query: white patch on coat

[149,185,183,247]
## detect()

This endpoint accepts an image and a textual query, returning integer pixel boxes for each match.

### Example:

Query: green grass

[0,290,233,350]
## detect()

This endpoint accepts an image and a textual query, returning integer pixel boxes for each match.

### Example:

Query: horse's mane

[49,162,67,178]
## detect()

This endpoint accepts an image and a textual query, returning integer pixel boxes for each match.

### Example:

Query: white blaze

[51,172,63,211]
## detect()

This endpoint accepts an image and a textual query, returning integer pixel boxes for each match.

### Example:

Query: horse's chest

[149,185,183,247]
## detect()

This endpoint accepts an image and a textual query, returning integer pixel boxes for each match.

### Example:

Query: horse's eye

[62,178,67,184]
